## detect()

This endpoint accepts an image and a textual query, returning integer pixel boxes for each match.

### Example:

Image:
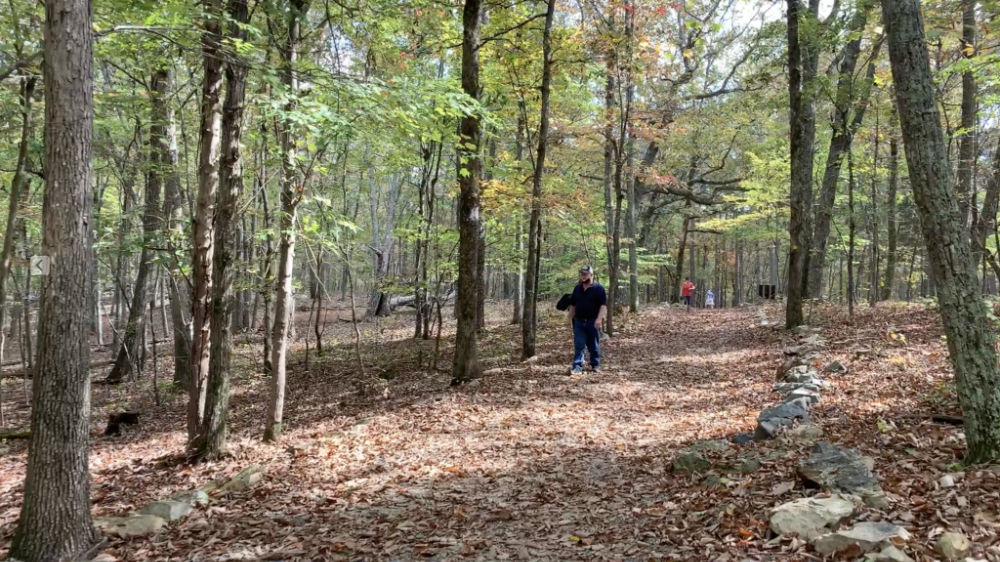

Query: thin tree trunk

[848,150,857,323]
[198,0,249,458]
[521,0,555,360]
[265,0,308,442]
[957,0,977,227]
[881,121,899,301]
[883,0,1000,463]
[10,0,98,555]
[188,0,224,444]
[451,0,484,384]
[106,75,168,384]
[807,20,878,298]
[0,75,35,396]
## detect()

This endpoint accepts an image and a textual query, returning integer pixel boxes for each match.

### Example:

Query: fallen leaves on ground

[1,301,999,560]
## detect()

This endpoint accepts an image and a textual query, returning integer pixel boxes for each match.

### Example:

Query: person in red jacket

[681,278,696,307]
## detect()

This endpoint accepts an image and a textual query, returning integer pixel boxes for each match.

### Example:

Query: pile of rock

[759,327,977,560]
[94,464,266,539]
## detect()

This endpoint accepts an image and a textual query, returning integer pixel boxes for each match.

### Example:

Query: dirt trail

[7,303,989,560]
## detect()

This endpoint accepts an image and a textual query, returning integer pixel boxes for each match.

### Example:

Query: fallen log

[931,414,964,426]
[0,428,30,440]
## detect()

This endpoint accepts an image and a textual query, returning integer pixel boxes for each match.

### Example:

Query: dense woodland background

[7,0,1000,559]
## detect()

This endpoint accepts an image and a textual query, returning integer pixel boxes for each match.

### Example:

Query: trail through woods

[2,303,999,560]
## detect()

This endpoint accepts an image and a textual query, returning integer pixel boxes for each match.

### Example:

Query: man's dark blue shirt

[570,282,607,320]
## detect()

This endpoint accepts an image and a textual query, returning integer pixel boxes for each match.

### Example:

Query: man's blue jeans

[572,318,601,369]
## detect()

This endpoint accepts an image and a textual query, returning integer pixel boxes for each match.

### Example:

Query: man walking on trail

[568,265,606,375]
[681,278,696,307]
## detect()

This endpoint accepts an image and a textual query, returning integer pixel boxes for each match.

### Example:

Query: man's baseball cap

[579,265,594,275]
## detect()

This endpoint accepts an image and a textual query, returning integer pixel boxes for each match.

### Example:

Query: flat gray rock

[813,522,911,555]
[782,388,821,405]
[755,402,811,439]
[94,514,167,538]
[800,442,880,495]
[139,500,192,522]
[769,495,856,540]
[217,464,266,495]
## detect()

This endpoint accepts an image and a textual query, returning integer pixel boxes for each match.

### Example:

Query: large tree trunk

[785,0,819,328]
[883,0,1000,463]
[9,0,98,556]
[451,0,483,384]
[197,0,249,459]
[188,0,224,444]
[521,0,555,360]
[957,0,977,227]
[265,0,308,441]
[881,121,899,301]
[806,4,876,298]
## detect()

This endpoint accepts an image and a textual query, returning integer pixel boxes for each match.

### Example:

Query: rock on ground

[866,545,915,562]
[812,521,911,556]
[935,531,971,561]
[216,464,266,495]
[94,514,167,538]
[769,494,856,540]
[800,442,880,494]
[139,500,193,522]
[672,452,710,473]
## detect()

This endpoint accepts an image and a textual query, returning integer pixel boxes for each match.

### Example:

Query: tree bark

[957,0,977,228]
[883,0,1000,463]
[881,120,899,301]
[521,0,555,360]
[0,76,35,390]
[150,68,193,390]
[807,7,877,298]
[10,0,98,556]
[197,0,249,459]
[188,0,224,444]
[785,0,819,328]
[265,0,308,441]
[451,0,483,384]
[106,75,169,384]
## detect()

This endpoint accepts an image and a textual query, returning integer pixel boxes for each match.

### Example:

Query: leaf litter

[0,302,998,560]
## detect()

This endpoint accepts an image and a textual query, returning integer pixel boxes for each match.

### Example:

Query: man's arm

[568,304,575,328]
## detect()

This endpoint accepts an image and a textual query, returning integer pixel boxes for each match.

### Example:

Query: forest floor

[1,301,999,560]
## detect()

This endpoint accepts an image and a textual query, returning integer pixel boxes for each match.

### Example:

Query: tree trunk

[197,0,249,459]
[10,0,98,556]
[451,0,484,384]
[957,0,977,228]
[0,76,35,390]
[883,0,1000,463]
[265,0,308,442]
[673,215,691,302]
[848,150,857,322]
[188,0,224,444]
[521,0,555,360]
[106,73,170,384]
[807,10,877,298]
[881,121,899,301]
[785,0,819,328]
[150,68,193,390]
[602,56,617,333]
